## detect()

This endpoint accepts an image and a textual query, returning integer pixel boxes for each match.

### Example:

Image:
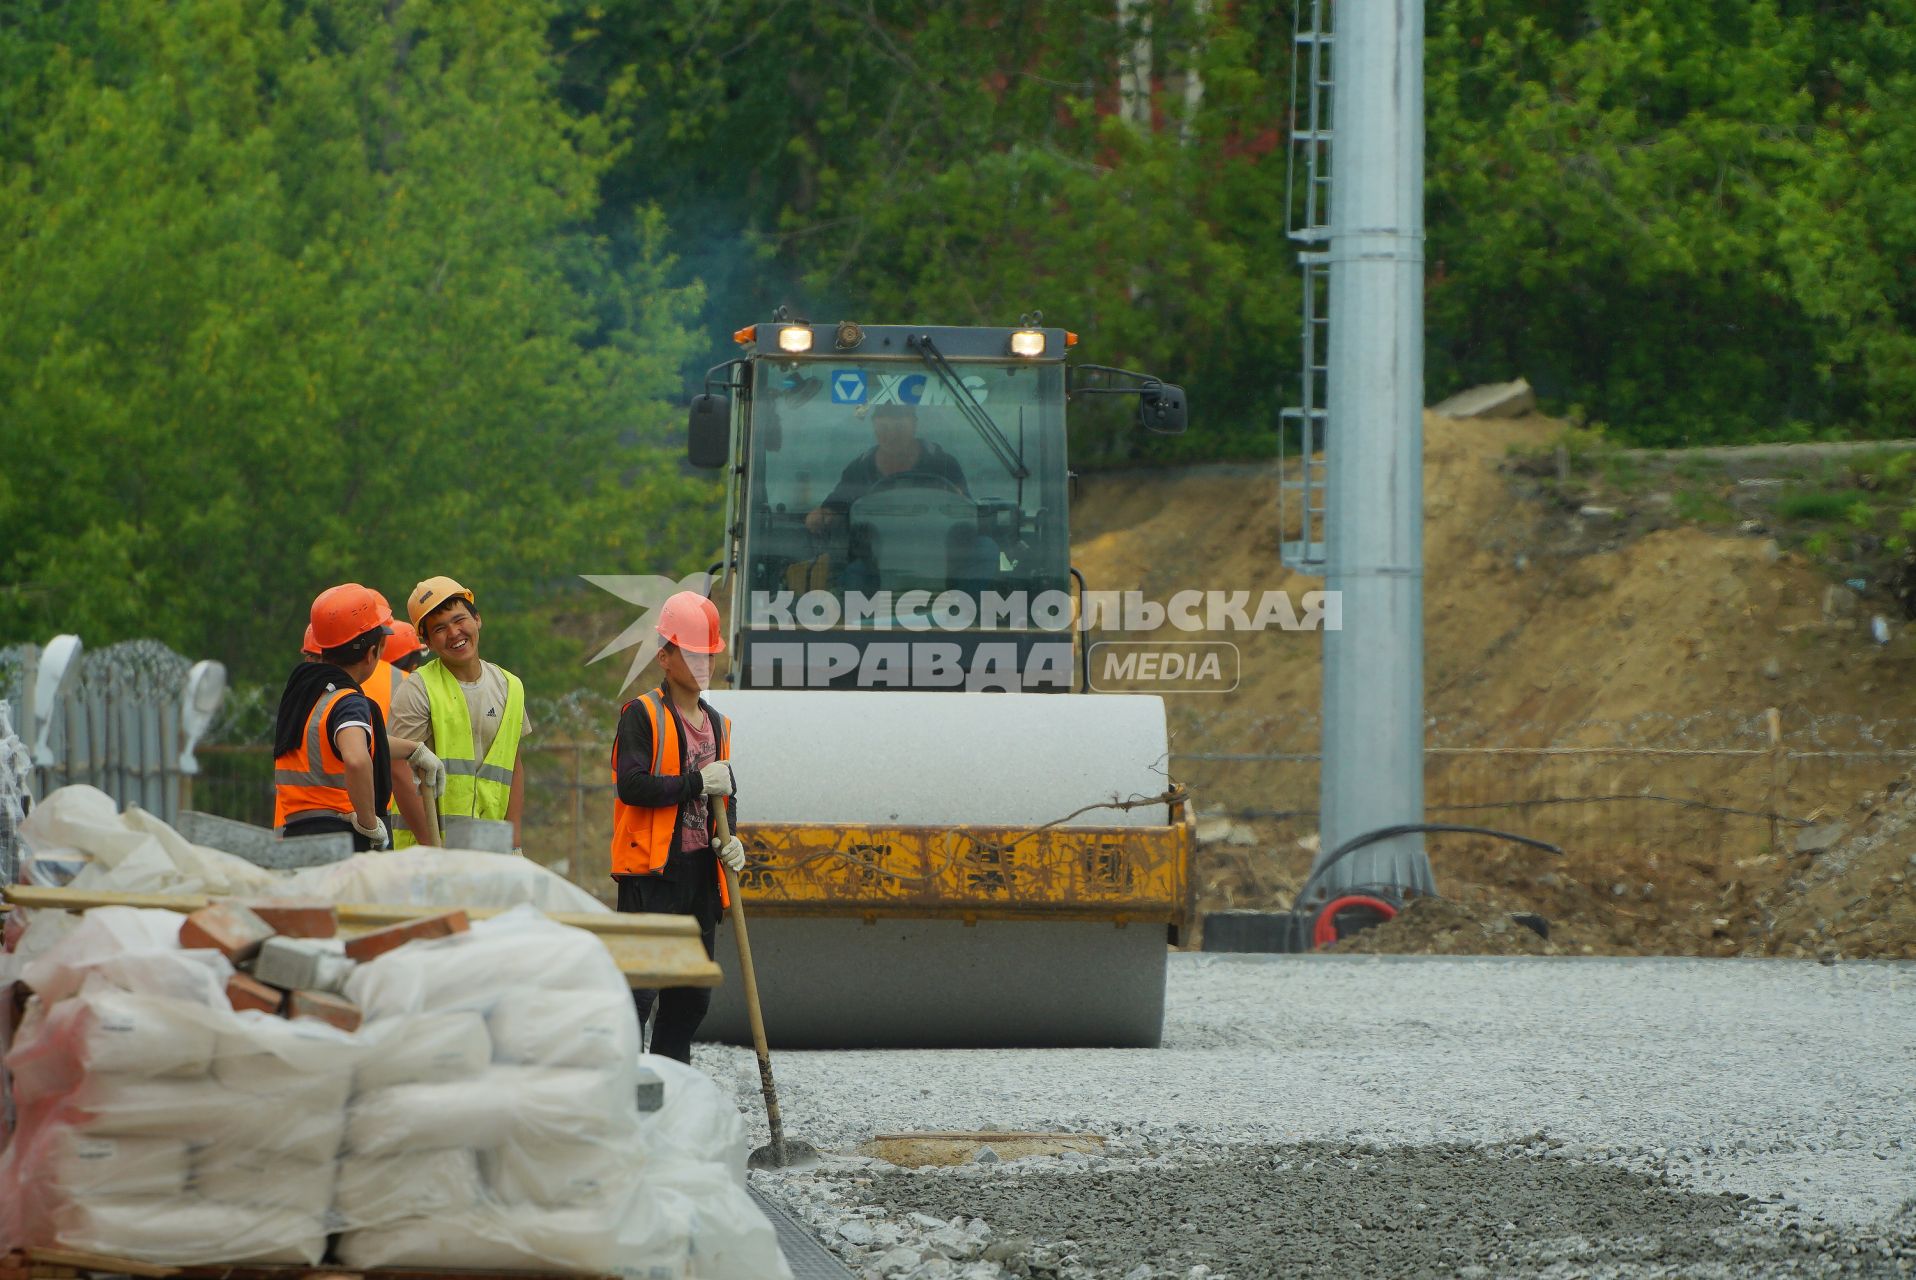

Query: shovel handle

[713,798,787,1164]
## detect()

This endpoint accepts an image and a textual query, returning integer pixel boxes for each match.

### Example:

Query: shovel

[712,797,819,1170]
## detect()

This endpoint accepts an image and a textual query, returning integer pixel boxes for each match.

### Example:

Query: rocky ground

[714,952,1915,1280]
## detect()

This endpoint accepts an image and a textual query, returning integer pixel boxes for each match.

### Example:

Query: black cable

[1291,823,1563,915]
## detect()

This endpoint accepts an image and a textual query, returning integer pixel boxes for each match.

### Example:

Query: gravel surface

[694,954,1914,1278]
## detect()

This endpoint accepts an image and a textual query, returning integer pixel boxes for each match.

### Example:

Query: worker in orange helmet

[608,590,745,1062]
[361,590,438,848]
[383,621,429,672]
[272,585,444,852]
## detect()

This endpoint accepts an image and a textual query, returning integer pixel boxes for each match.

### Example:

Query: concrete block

[174,810,354,869]
[180,902,276,963]
[226,972,285,1015]
[286,989,362,1032]
[253,937,354,993]
[245,898,338,939]
[343,910,471,964]
[635,1067,664,1113]
[439,816,515,854]
[1432,377,1536,419]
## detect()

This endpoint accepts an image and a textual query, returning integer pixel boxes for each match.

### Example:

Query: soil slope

[1069,411,1916,957]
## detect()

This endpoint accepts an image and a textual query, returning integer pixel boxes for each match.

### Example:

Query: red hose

[1312,894,1399,948]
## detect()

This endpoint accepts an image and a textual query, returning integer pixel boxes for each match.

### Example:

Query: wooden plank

[2,888,695,937]
[2,888,715,987]
[28,1249,178,1278]
[597,933,722,989]
[333,904,699,939]
[4,887,214,912]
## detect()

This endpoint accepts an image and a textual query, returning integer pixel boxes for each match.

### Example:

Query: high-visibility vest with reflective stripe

[364,660,406,820]
[418,658,524,822]
[609,689,731,905]
[363,659,405,726]
[273,687,357,828]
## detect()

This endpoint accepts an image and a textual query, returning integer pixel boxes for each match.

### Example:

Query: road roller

[684,315,1195,1048]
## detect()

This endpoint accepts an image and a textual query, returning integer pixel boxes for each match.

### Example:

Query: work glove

[717,835,746,874]
[698,762,735,797]
[351,813,391,851]
[407,742,447,799]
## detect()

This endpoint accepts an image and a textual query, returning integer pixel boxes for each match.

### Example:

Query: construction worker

[273,585,445,852]
[609,590,746,1062]
[383,621,429,672]
[388,576,531,849]
[361,591,437,848]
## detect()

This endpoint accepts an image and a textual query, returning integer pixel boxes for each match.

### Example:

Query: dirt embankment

[1068,412,1916,958]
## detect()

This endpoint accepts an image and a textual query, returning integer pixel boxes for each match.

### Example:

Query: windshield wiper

[905,333,1029,481]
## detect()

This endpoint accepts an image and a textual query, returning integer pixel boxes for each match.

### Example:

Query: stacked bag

[0,898,790,1278]
[333,916,644,1271]
[0,907,360,1263]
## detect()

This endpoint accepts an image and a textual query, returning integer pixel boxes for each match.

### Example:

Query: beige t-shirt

[389,661,534,765]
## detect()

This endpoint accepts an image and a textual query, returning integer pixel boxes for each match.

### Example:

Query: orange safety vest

[273,687,358,828]
[363,659,404,726]
[609,689,732,905]
[362,659,406,818]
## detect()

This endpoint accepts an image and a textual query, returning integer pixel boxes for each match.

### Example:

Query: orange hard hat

[656,591,724,654]
[370,589,395,627]
[301,624,320,657]
[382,620,423,663]
[408,575,474,629]
[310,583,391,650]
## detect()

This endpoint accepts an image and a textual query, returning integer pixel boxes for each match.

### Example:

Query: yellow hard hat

[408,575,474,630]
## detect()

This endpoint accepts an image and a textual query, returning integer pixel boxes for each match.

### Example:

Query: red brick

[243,898,339,939]
[226,972,285,1015]
[284,989,362,1032]
[179,902,276,962]
[342,910,470,964]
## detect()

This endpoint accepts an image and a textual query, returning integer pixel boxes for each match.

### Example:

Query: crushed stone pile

[769,1141,1907,1279]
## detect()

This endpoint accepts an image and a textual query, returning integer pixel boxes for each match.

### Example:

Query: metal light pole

[1309,0,1433,901]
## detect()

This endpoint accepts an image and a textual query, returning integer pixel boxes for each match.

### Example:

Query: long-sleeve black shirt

[613,693,735,852]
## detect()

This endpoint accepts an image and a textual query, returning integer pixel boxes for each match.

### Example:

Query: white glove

[698,762,735,797]
[351,813,391,851]
[407,742,447,798]
[717,835,746,873]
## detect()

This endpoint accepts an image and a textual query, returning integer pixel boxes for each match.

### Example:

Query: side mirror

[1138,383,1188,435]
[687,394,731,469]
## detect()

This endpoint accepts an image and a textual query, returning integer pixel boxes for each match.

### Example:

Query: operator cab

[688,319,1185,692]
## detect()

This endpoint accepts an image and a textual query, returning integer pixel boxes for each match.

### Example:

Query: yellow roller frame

[733,799,1196,927]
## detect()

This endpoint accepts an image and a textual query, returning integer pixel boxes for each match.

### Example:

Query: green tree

[0,0,712,689]
[564,0,1297,465]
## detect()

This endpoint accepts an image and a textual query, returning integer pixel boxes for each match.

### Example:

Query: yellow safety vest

[418,658,524,822]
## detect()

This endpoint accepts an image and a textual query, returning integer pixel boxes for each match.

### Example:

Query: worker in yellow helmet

[387,576,532,850]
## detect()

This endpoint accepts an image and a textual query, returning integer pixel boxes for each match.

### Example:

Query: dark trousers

[616,851,721,1064]
[282,813,380,853]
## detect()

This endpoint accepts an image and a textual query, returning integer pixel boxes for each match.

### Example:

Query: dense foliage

[3,0,1911,685]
